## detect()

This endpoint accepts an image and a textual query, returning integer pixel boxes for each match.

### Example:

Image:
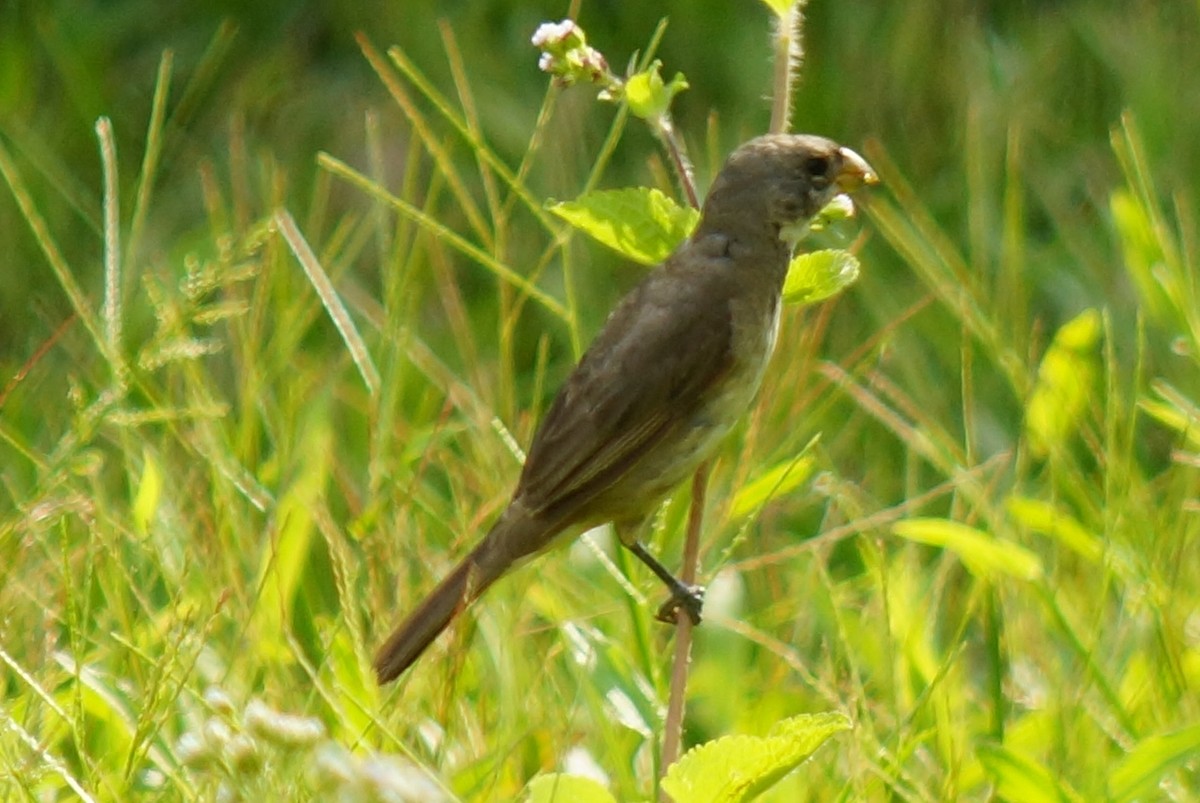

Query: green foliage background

[1,0,1198,800]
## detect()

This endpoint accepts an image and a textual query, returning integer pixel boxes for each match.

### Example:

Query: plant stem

[659,461,709,795]
[769,2,806,135]
[654,115,699,210]
[653,113,702,795]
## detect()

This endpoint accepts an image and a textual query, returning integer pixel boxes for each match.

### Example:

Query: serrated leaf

[729,438,819,520]
[549,187,699,265]
[977,744,1085,803]
[1107,723,1200,803]
[1005,496,1102,563]
[523,773,617,803]
[661,712,850,803]
[1024,308,1101,458]
[892,518,1043,581]
[782,249,860,306]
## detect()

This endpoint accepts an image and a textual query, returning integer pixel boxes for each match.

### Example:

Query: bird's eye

[804,155,832,181]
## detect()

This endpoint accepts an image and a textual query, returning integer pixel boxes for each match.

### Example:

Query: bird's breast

[646,289,779,490]
[674,286,783,464]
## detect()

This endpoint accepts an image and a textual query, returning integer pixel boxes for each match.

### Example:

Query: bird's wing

[515,256,736,521]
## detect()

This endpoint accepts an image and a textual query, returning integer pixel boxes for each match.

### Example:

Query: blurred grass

[2,0,1199,800]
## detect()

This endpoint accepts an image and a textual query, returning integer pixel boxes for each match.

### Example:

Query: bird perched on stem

[375,134,876,684]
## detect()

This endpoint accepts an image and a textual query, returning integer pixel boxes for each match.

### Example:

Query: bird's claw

[655,584,705,625]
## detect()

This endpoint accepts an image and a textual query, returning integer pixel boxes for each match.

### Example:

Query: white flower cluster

[531,19,610,87]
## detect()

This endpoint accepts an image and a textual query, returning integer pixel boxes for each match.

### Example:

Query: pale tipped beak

[835,147,878,190]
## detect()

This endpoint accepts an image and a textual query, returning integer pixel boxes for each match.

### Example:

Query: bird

[374,133,876,684]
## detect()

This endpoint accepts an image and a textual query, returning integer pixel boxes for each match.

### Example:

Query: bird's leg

[621,538,705,625]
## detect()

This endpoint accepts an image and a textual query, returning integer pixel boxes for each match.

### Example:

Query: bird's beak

[835,147,878,190]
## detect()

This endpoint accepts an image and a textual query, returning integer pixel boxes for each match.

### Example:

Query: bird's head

[699,134,877,250]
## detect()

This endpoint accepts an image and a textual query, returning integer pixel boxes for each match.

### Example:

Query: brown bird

[374,134,876,683]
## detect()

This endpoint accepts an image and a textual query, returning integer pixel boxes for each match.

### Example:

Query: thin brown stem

[654,110,703,797]
[659,461,709,796]
[655,116,699,209]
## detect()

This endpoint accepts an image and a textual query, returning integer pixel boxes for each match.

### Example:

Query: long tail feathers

[372,552,489,684]
[373,510,546,684]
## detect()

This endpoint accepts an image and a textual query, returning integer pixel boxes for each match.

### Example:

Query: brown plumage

[374,134,876,684]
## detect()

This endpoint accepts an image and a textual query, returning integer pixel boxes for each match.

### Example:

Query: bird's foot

[655,583,705,625]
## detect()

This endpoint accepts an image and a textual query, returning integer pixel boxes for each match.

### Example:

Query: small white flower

[312,743,357,787]
[244,698,325,747]
[202,686,236,715]
[361,755,449,802]
[563,746,609,786]
[176,732,211,767]
[202,717,233,748]
[531,19,579,48]
[576,46,608,79]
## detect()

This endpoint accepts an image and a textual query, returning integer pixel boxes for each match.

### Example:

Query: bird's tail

[372,509,547,684]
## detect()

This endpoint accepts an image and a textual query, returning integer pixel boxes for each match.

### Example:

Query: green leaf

[523,773,617,803]
[729,438,819,520]
[1005,496,1102,563]
[782,249,860,306]
[892,518,1043,581]
[661,712,851,803]
[1024,308,1101,458]
[624,61,688,121]
[1107,723,1200,803]
[977,744,1085,803]
[549,187,699,265]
